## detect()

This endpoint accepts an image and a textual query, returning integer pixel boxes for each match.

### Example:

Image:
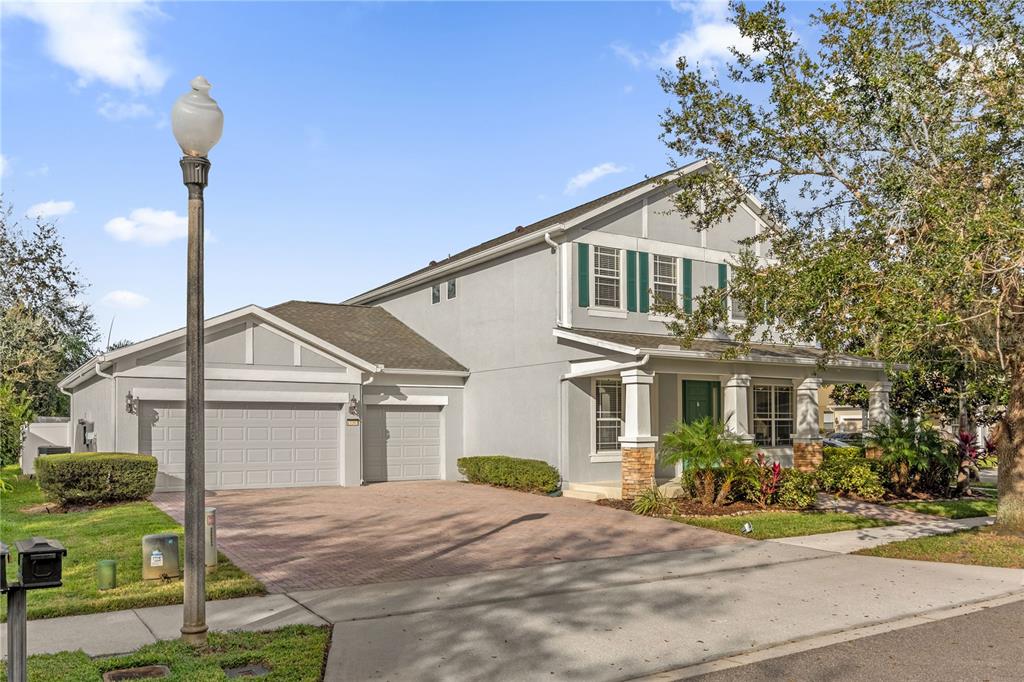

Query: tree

[0,382,35,467]
[0,201,98,414]
[657,0,1024,527]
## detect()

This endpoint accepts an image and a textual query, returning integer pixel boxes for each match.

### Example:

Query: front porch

[555,329,892,501]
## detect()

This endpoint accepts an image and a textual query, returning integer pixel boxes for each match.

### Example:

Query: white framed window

[592,246,621,309]
[753,385,794,446]
[447,278,457,299]
[594,378,624,452]
[431,283,441,304]
[652,254,678,304]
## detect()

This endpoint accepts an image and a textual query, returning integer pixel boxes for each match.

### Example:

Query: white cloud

[101,290,150,309]
[565,163,626,195]
[104,208,187,245]
[6,1,168,92]
[97,97,153,121]
[613,0,755,71]
[26,200,75,219]
[0,154,9,177]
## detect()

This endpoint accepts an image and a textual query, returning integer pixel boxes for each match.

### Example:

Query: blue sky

[1,0,813,344]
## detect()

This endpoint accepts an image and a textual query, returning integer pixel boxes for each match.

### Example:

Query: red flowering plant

[754,452,782,508]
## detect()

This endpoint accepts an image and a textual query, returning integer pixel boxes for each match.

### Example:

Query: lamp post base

[180,623,209,645]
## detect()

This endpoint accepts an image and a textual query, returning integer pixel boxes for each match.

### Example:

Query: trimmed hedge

[777,469,819,509]
[457,456,560,494]
[36,453,158,506]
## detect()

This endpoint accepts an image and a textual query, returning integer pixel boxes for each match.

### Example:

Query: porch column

[722,374,752,442]
[619,368,657,501]
[866,380,892,459]
[792,377,823,471]
[867,380,892,429]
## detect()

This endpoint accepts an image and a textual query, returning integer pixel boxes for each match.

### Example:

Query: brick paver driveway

[152,482,743,592]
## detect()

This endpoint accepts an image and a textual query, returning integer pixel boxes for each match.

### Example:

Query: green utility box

[141,534,180,580]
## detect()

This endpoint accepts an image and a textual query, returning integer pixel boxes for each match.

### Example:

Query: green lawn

[0,625,330,682]
[856,526,1024,569]
[890,498,998,519]
[0,478,263,621]
[675,511,896,540]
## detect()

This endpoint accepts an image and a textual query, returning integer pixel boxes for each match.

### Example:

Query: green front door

[683,380,720,423]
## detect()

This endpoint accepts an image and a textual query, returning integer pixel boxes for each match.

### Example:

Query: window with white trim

[431,283,441,304]
[593,246,621,308]
[753,385,794,446]
[594,378,624,452]
[652,254,678,304]
[447,278,457,299]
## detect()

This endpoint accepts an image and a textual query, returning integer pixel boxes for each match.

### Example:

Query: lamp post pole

[180,153,209,644]
[171,76,223,646]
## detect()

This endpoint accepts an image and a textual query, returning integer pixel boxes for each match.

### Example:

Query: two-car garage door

[141,401,341,491]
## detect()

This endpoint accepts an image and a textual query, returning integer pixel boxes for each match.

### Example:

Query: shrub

[868,416,953,495]
[457,456,560,494]
[659,418,756,506]
[36,453,158,506]
[818,447,885,500]
[777,469,819,509]
[631,486,677,516]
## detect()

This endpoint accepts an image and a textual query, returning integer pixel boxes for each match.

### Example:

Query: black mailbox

[1,541,8,592]
[14,537,67,589]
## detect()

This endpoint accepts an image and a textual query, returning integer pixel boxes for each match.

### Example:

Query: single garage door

[363,406,442,482]
[140,401,341,491]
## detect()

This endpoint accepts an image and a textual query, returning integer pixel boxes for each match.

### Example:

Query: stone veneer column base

[864,446,883,459]
[792,440,824,472]
[621,447,656,501]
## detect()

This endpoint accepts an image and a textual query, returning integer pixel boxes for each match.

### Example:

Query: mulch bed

[596,498,801,517]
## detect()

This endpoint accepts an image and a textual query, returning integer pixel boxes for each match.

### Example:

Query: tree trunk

[997,359,1024,529]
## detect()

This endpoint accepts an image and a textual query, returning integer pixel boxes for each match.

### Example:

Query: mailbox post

[4,538,67,682]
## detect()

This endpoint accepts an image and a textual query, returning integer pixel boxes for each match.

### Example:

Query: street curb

[628,589,1024,681]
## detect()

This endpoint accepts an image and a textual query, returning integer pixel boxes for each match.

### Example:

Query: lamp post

[171,75,223,645]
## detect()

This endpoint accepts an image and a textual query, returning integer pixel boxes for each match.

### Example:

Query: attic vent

[514,225,526,233]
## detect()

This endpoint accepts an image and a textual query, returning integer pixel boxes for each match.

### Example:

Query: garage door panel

[142,401,341,491]
[364,406,442,482]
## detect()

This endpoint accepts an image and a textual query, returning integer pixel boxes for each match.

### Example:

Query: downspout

[59,383,74,452]
[95,357,115,453]
[543,231,558,252]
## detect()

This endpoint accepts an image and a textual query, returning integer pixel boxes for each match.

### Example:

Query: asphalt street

[691,599,1024,682]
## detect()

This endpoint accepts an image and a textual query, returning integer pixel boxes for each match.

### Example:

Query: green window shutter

[682,258,693,314]
[638,252,650,313]
[578,243,589,308]
[718,263,728,313]
[626,250,638,312]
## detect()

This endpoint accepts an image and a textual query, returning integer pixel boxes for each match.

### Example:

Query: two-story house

[59,161,891,498]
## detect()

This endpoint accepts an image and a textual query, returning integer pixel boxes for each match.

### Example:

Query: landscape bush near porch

[457,455,560,494]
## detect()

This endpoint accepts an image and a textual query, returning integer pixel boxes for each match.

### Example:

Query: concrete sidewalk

[3,540,1021,681]
[313,542,1024,681]
[0,593,327,657]
[771,516,995,553]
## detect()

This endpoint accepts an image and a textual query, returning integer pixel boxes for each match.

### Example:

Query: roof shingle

[267,301,467,372]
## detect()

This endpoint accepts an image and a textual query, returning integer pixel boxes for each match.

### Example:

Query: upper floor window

[593,246,621,308]
[652,254,678,304]
[594,378,624,452]
[753,385,794,447]
[447,278,457,299]
[431,283,441,304]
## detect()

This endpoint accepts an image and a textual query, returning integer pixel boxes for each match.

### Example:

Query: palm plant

[660,418,755,506]
[868,415,952,495]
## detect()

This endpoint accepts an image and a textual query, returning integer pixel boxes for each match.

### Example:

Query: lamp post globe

[172,76,223,157]
[173,75,222,646]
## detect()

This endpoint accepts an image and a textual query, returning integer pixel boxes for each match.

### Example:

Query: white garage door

[140,401,341,491]
[363,406,442,482]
